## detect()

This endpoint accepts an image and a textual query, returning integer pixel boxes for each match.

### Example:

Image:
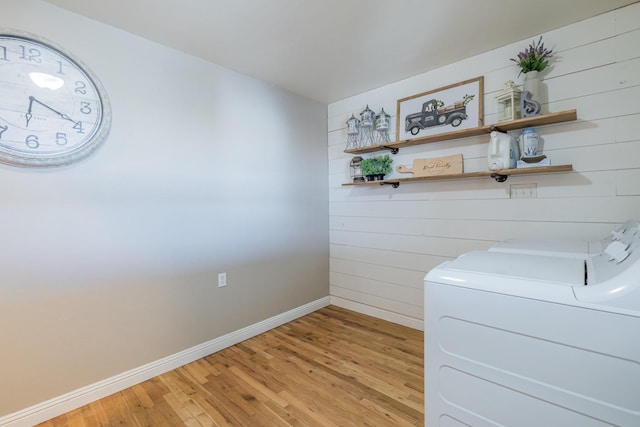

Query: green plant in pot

[360,158,376,181]
[361,154,393,181]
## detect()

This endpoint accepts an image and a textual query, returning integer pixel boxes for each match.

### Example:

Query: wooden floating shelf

[342,164,574,188]
[344,109,577,155]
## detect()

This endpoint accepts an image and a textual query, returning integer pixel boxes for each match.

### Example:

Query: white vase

[523,71,545,107]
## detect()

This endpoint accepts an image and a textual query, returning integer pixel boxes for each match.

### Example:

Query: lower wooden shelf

[342,164,573,188]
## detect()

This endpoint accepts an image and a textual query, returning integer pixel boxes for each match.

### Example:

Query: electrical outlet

[510,183,537,199]
[218,272,227,287]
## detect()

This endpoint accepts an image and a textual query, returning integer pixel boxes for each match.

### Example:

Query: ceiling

[43,0,638,103]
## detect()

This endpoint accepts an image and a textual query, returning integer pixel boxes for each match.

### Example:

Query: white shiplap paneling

[328,5,640,328]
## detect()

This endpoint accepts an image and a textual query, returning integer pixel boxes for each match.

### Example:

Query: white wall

[1,0,328,417]
[328,4,640,329]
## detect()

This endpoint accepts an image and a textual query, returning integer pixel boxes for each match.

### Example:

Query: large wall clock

[0,30,111,167]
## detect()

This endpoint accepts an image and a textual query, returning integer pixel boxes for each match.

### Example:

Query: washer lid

[489,239,590,258]
[440,251,585,286]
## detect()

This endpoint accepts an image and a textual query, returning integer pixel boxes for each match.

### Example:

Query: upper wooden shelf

[344,109,577,155]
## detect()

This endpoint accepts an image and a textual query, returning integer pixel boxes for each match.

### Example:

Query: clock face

[0,31,111,167]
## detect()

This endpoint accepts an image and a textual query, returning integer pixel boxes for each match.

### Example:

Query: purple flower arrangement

[511,36,553,76]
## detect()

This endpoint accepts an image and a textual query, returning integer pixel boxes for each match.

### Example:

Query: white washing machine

[424,223,640,426]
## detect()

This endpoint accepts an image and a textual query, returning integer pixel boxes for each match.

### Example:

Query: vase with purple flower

[511,36,553,112]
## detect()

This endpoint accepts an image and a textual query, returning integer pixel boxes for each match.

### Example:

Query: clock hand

[25,96,34,127]
[26,96,79,126]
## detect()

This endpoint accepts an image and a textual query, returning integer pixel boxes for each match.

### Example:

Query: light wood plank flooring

[37,305,424,426]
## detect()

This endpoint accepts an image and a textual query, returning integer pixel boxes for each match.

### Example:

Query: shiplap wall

[328,3,640,330]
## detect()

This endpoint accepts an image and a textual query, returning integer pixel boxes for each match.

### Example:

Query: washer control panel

[591,221,640,284]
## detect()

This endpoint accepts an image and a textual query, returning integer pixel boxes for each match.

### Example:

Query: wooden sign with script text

[396,154,463,177]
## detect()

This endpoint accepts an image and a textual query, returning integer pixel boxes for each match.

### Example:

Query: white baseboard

[330,296,424,331]
[0,296,330,427]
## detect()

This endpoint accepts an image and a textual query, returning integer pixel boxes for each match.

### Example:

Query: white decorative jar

[523,71,545,106]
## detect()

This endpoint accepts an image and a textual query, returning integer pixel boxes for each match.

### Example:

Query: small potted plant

[374,154,393,180]
[361,154,393,181]
[360,157,376,181]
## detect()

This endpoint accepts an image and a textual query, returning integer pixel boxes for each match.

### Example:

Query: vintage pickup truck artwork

[404,95,474,135]
[396,77,484,141]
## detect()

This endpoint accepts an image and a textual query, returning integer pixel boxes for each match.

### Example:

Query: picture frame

[396,76,483,142]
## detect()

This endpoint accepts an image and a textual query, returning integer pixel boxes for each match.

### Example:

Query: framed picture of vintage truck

[396,76,484,141]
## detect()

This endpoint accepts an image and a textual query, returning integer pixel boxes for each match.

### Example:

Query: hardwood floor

[37,305,424,426]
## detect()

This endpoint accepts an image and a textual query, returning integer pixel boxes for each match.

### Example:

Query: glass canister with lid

[521,128,539,157]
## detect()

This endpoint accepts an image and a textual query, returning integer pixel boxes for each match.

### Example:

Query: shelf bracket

[490,173,508,182]
[380,182,400,188]
[381,146,399,154]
